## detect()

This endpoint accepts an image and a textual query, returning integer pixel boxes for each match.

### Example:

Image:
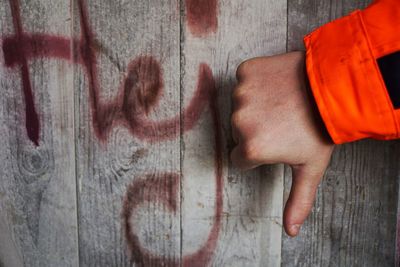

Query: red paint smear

[75,0,212,142]
[122,66,223,267]
[183,64,223,267]
[3,0,223,264]
[185,0,218,37]
[3,34,73,67]
[7,0,40,146]
[122,173,180,267]
[2,0,212,143]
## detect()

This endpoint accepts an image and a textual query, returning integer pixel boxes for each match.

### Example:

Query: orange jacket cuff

[304,0,400,144]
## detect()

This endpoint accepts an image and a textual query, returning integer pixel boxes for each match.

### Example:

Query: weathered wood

[2,0,400,266]
[73,0,181,266]
[397,172,400,266]
[181,0,286,266]
[282,1,400,266]
[0,0,78,266]
[283,140,400,266]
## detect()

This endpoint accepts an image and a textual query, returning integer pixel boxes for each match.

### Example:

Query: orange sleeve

[304,0,400,144]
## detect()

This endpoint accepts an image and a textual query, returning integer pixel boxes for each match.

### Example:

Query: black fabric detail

[377,51,400,109]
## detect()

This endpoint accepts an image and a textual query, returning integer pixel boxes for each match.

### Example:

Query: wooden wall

[0,0,398,266]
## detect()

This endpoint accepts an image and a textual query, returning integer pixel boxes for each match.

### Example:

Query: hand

[230,51,335,237]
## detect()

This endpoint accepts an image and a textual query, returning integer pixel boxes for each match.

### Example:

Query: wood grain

[181,0,286,266]
[1,0,400,266]
[283,1,400,266]
[73,0,181,266]
[0,0,78,266]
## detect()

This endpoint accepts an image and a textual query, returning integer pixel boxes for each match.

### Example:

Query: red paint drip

[122,65,223,267]
[185,0,218,37]
[7,0,40,146]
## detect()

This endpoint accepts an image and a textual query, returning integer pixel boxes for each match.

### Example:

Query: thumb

[283,163,326,237]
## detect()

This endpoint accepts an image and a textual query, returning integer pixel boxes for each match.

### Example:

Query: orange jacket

[304,0,400,144]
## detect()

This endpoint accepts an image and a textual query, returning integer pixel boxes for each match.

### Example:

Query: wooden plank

[73,0,181,265]
[397,170,400,266]
[180,1,286,266]
[0,0,78,266]
[282,1,400,266]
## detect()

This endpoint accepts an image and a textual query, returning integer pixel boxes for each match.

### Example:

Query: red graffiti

[123,65,223,267]
[5,0,40,145]
[123,173,180,266]
[3,0,212,144]
[185,0,218,37]
[183,63,223,267]
[2,0,223,266]
[3,34,72,66]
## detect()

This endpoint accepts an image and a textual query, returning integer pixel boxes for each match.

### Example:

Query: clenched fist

[231,51,335,237]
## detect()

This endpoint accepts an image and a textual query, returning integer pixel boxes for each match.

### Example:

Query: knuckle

[236,59,252,80]
[241,140,260,161]
[232,87,246,102]
[230,111,243,127]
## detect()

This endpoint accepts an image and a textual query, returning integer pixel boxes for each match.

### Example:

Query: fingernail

[289,224,301,236]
